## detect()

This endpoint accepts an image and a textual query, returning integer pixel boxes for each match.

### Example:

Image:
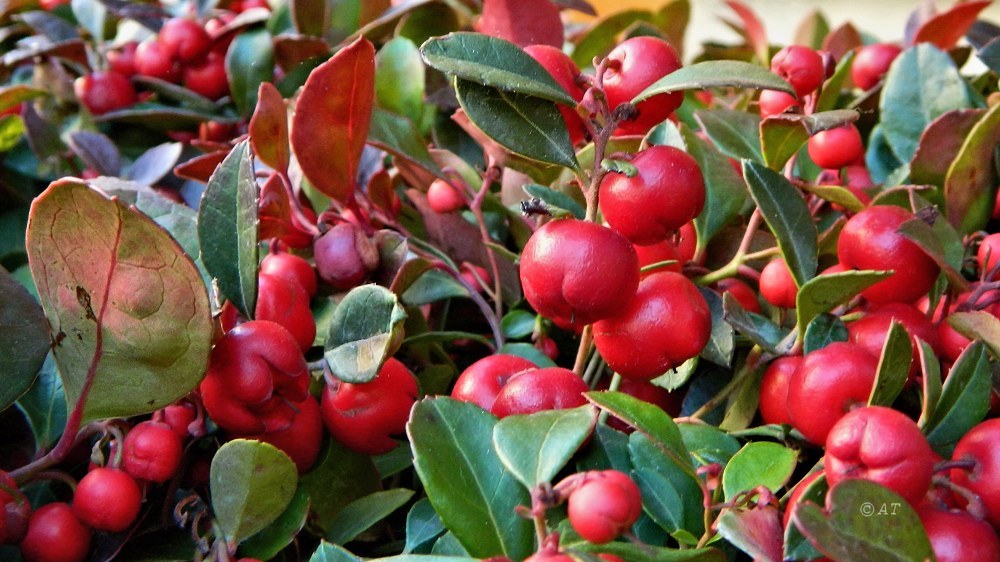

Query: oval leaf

[291,37,375,203]
[249,82,290,173]
[226,26,275,118]
[693,108,762,163]
[868,321,912,407]
[325,285,407,383]
[26,180,212,421]
[522,183,586,220]
[585,390,692,472]
[679,125,748,250]
[722,442,797,502]
[325,489,415,545]
[795,270,892,338]
[925,339,991,455]
[633,61,794,104]
[197,140,259,318]
[944,101,1000,233]
[0,266,49,410]
[15,354,66,451]
[493,405,597,488]
[377,37,426,122]
[211,439,298,544]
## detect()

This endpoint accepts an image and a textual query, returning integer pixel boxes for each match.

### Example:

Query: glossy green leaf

[722,442,797,501]
[918,339,944,430]
[407,398,533,560]
[743,161,817,287]
[715,506,783,562]
[325,489,415,545]
[795,270,890,339]
[455,79,580,171]
[211,440,298,544]
[909,109,983,188]
[759,110,859,170]
[404,498,446,553]
[693,108,762,163]
[925,341,991,455]
[698,288,734,367]
[634,61,794,103]
[377,37,425,122]
[369,108,443,177]
[309,541,362,562]
[679,423,741,467]
[522,183,585,220]
[226,26,275,118]
[722,292,787,353]
[570,9,655,68]
[197,140,258,318]
[421,33,575,105]
[815,50,853,112]
[802,313,848,354]
[629,432,705,539]
[15,354,65,450]
[26,181,212,421]
[325,285,407,384]
[783,474,829,561]
[585,391,692,472]
[799,183,866,214]
[500,310,536,339]
[681,125,748,252]
[880,44,971,163]
[897,216,967,288]
[494,405,597,488]
[945,101,1000,233]
[793,480,935,562]
[868,322,912,407]
[720,366,764,432]
[0,266,48,410]
[240,487,310,560]
[300,440,381,531]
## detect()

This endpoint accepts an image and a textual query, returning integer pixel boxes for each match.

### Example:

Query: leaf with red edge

[913,0,991,51]
[173,151,229,183]
[945,101,1000,234]
[822,22,862,62]
[716,506,784,562]
[724,0,769,64]
[291,37,375,204]
[475,0,563,48]
[250,82,289,173]
[910,109,984,188]
[25,180,213,422]
[258,172,294,241]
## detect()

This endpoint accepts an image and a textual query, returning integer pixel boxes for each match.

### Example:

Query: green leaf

[499,342,558,368]
[211,440,298,544]
[698,288,734,367]
[15,354,65,451]
[0,266,48,410]
[815,50,854,113]
[325,285,407,384]
[26,180,212,421]
[918,339,944,430]
[240,487,311,560]
[679,423,741,467]
[493,405,597,488]
[897,216,966,289]
[868,322,912,407]
[299,440,381,531]
[722,293,788,353]
[455,79,580,171]
[421,33,576,105]
[802,313,848,354]
[948,310,1000,358]
[404,498,446,553]
[197,140,258,318]
[0,115,25,153]
[924,341,991,455]
[369,108,444,177]
[0,84,45,113]
[309,541,362,562]
[585,391,692,473]
[226,26,275,118]
[566,536,725,562]
[880,44,971,163]
[501,310,536,339]
[721,442,797,502]
[633,61,795,104]
[325,489,415,545]
[680,125,748,252]
[795,270,891,338]
[715,506,783,562]
[629,432,705,540]
[407,398,533,560]
[944,101,1000,233]
[403,331,494,349]
[570,9,655,67]
[377,37,426,122]
[799,183,867,214]
[522,183,586,220]
[793,480,935,562]
[743,161,817,288]
[759,109,859,170]
[783,474,829,561]
[693,108,762,163]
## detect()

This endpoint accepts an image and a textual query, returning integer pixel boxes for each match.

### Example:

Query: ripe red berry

[633,239,683,275]
[451,354,537,411]
[837,205,941,304]
[950,418,1000,527]
[851,43,903,91]
[519,219,639,331]
[847,302,938,379]
[770,45,825,97]
[0,471,29,545]
[524,44,586,144]
[160,402,198,438]
[122,420,184,483]
[825,406,935,505]
[524,553,574,562]
[159,17,212,64]
[74,71,137,115]
[593,271,710,380]
[73,468,142,533]
[313,222,380,291]
[567,470,643,544]
[782,471,823,528]
[427,179,466,213]
[808,124,864,169]
[714,277,761,313]
[260,251,317,298]
[786,342,878,444]
[20,503,90,562]
[918,505,1000,562]
[134,39,180,82]
[321,358,419,455]
[758,89,801,118]
[759,257,798,309]
[247,394,323,473]
[977,233,1000,277]
[183,52,229,99]
[602,36,684,135]
[599,145,706,245]
[759,355,802,426]
[490,367,589,418]
[255,272,316,352]
[107,41,139,77]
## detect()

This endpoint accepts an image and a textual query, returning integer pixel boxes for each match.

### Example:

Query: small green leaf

[501,310,536,339]
[585,391,693,473]
[633,61,795,104]
[493,406,597,488]
[404,499,446,553]
[522,183,585,219]
[211,440,298,544]
[693,108,762,163]
[948,311,1000,358]
[455,79,580,171]
[309,541,362,562]
[325,489,415,545]
[681,125,748,252]
[815,50,854,113]
[699,288,734,367]
[629,432,705,539]
[601,158,639,176]
[759,118,808,171]
[803,313,848,354]
[743,161,817,287]
[421,33,576,105]
[300,440,381,532]
[897,216,967,289]
[944,101,1000,233]
[868,322,912,407]
[796,270,890,338]
[15,354,65,451]
[918,339,944,430]
[679,423,741,467]
[722,293,788,353]
[377,37,426,122]
[240,487,311,560]
[799,183,867,214]
[369,108,443,177]
[925,341,991,455]
[0,266,48,411]
[722,442,797,502]
[499,342,557,368]
[226,26,275,118]
[325,285,407,383]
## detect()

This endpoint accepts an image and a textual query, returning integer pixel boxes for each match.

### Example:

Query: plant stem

[689,349,762,420]
[696,208,765,286]
[469,163,504,320]
[572,325,593,377]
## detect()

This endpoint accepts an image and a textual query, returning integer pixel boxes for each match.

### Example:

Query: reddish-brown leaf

[822,23,862,63]
[273,34,331,73]
[290,37,375,204]
[475,0,563,48]
[250,82,289,173]
[173,151,229,183]
[258,172,293,240]
[913,0,992,50]
[724,0,769,64]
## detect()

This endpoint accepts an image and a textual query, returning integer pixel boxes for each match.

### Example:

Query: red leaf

[822,23,863,62]
[914,0,992,50]
[258,172,293,240]
[250,82,289,173]
[173,151,229,183]
[290,37,375,204]
[724,0,769,64]
[475,0,563,48]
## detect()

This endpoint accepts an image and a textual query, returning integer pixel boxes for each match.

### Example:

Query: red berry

[520,219,639,331]
[918,505,1000,562]
[160,402,198,438]
[852,43,903,91]
[599,145,706,245]
[0,471,29,545]
[847,302,938,380]
[950,418,1000,527]
[633,239,683,275]
[535,335,560,361]
[770,45,825,97]
[183,52,229,100]
[567,470,643,544]
[246,394,323,473]
[759,355,802,426]
[38,0,70,9]
[313,222,380,291]
[759,257,798,309]
[20,503,90,562]
[714,277,761,313]
[159,17,212,64]
[808,124,864,169]
[107,41,139,77]
[451,354,537,411]
[260,251,317,298]
[603,36,684,135]
[977,233,1000,277]
[490,367,589,418]
[675,221,698,264]
[123,420,183,483]
[73,468,142,533]
[134,39,180,82]
[427,179,466,213]
[783,471,823,528]
[838,205,941,304]
[321,358,419,455]
[74,71,137,115]
[523,44,586,144]
[255,272,316,352]
[593,271,710,380]
[758,89,801,118]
